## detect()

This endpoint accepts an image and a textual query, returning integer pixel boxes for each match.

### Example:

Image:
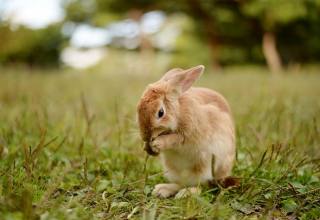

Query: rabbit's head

[137,65,204,143]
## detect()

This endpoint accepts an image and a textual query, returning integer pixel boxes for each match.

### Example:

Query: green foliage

[80,0,320,65]
[1,0,320,67]
[242,0,307,30]
[96,0,154,13]
[64,0,96,23]
[277,2,320,63]
[170,16,211,68]
[0,66,319,219]
[91,13,121,27]
[172,32,211,68]
[0,24,64,66]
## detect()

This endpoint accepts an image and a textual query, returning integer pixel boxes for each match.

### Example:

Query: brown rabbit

[137,65,235,198]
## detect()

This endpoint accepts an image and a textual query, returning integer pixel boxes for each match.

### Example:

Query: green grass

[0,65,320,219]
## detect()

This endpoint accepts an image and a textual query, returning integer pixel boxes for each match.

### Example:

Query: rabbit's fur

[137,65,235,198]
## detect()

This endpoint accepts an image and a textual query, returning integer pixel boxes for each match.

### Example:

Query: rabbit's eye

[158,107,164,118]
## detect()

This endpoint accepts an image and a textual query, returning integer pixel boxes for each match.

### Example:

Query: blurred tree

[241,0,308,73]
[56,0,320,69]
[65,0,155,54]
[277,0,320,64]
[3,0,316,68]
[180,0,250,69]
[64,0,96,23]
[64,0,320,71]
[66,0,246,69]
[95,0,158,54]
[0,24,64,67]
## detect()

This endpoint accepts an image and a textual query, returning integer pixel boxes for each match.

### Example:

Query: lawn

[0,65,319,219]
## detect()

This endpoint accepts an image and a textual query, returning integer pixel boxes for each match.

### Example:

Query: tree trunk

[187,0,221,71]
[262,32,282,74]
[207,34,221,71]
[128,9,154,54]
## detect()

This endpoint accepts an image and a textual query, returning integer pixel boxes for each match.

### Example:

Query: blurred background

[1,1,320,219]
[0,0,319,73]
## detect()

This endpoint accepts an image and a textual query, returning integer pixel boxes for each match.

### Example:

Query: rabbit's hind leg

[213,153,234,180]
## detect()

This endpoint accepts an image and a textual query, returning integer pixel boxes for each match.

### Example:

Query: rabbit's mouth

[151,129,172,141]
[144,129,173,156]
[159,129,172,136]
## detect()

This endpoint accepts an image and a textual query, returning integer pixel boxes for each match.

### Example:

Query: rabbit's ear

[161,68,183,81]
[169,65,204,93]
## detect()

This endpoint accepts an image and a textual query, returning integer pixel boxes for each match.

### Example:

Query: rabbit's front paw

[152,183,181,198]
[150,138,165,152]
[175,187,201,199]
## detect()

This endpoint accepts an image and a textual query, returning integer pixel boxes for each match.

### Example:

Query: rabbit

[137,65,236,198]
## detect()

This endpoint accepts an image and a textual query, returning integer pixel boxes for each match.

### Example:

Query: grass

[0,65,320,219]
